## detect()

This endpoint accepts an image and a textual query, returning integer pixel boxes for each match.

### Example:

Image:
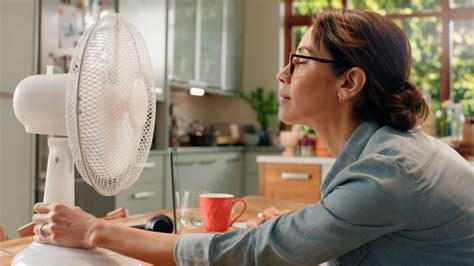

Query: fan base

[12,242,143,266]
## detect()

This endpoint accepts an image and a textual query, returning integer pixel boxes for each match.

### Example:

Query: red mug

[200,193,247,232]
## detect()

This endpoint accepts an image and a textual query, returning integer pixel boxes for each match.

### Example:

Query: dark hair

[311,9,429,132]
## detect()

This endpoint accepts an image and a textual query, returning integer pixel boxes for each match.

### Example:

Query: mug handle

[228,198,247,227]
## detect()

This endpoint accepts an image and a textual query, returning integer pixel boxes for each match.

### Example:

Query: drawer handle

[143,162,156,169]
[281,172,310,180]
[200,159,217,164]
[226,157,241,163]
[133,191,156,199]
[176,160,196,166]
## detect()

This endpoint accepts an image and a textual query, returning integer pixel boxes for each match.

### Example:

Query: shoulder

[361,126,437,171]
[362,126,471,175]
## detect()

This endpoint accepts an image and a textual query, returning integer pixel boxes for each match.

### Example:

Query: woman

[33,10,474,265]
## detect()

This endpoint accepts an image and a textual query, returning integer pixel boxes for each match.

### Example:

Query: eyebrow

[296,46,314,54]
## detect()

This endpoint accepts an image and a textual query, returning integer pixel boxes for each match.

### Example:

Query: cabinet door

[173,154,200,191]
[172,0,197,83]
[139,153,166,183]
[119,0,168,102]
[75,179,115,217]
[198,0,223,87]
[116,181,165,215]
[244,150,281,196]
[259,163,321,204]
[222,0,243,92]
[221,152,243,196]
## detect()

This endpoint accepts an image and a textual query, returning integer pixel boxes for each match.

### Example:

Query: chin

[279,111,300,126]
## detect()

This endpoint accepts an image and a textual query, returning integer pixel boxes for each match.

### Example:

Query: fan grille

[66,14,156,196]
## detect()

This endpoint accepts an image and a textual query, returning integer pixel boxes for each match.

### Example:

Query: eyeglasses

[289,53,339,76]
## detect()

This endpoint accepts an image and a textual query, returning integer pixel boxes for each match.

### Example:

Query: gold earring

[339,97,344,103]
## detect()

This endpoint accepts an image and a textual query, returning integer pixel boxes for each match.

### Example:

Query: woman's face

[277,28,340,126]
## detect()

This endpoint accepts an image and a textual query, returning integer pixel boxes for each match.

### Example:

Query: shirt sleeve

[174,155,416,265]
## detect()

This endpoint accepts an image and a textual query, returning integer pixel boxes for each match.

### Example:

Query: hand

[0,224,8,241]
[32,203,102,249]
[251,206,292,227]
[261,206,292,221]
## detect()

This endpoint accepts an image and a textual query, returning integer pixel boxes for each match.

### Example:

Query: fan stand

[12,138,143,266]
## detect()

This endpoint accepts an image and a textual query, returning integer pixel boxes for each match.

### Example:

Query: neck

[309,109,361,157]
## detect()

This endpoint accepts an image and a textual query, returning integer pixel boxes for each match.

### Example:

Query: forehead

[298,27,329,57]
[297,28,316,54]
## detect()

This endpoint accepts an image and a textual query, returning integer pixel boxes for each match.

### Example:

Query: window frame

[284,0,474,102]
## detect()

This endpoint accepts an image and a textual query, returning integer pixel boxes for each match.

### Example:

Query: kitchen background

[1,0,473,238]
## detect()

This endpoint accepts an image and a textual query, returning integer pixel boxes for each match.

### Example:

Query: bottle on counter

[451,103,466,141]
[299,135,315,157]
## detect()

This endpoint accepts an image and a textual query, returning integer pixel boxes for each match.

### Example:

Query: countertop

[257,155,337,165]
[150,146,282,155]
[257,155,474,167]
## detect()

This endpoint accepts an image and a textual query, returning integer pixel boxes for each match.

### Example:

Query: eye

[292,56,308,65]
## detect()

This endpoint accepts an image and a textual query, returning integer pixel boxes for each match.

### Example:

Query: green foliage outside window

[292,0,342,15]
[351,0,440,14]
[393,17,442,112]
[451,20,474,116]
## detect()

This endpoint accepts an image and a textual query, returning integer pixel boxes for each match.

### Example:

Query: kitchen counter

[257,155,336,165]
[257,155,474,167]
[151,146,282,155]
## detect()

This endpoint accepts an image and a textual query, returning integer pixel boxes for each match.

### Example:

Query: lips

[278,91,291,104]
[279,96,290,104]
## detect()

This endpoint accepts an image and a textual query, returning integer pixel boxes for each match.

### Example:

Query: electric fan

[12,14,155,265]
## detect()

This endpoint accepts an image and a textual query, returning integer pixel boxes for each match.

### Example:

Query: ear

[337,67,366,101]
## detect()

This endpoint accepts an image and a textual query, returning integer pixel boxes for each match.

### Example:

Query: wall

[0,0,37,239]
[171,0,282,132]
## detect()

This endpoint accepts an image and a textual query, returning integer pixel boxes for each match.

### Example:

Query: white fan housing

[12,13,156,265]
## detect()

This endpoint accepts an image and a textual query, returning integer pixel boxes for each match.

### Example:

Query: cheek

[279,81,317,123]
[288,77,338,119]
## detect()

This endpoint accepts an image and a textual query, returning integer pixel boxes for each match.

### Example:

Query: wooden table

[0,196,305,265]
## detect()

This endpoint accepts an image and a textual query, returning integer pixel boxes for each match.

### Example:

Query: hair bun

[386,81,429,131]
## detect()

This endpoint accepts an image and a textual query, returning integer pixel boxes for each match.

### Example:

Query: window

[284,0,474,116]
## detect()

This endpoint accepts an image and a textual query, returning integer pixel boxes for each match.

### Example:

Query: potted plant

[240,87,279,146]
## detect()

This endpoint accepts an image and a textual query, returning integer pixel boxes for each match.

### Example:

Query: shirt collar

[321,120,382,193]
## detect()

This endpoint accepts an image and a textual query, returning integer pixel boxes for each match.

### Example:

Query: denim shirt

[174,121,474,265]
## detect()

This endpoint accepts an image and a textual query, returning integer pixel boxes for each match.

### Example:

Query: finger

[32,213,49,224]
[34,234,52,245]
[33,224,43,236]
[262,209,276,220]
[34,202,53,214]
[267,206,279,213]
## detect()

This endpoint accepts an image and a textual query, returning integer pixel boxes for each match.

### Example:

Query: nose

[276,63,291,85]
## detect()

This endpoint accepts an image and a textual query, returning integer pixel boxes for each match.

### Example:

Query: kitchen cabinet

[165,148,244,208]
[222,0,244,92]
[199,0,223,87]
[243,149,281,196]
[169,0,244,94]
[119,0,169,150]
[257,156,336,204]
[171,0,196,84]
[259,163,322,204]
[119,0,167,102]
[75,152,167,216]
